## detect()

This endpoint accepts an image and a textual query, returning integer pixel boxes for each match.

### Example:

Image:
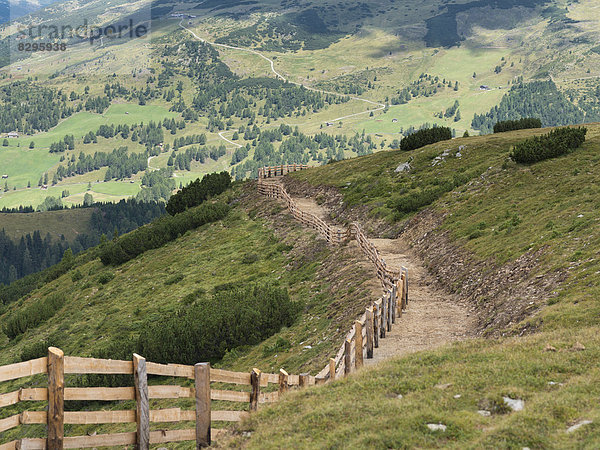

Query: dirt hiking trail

[286,192,477,364]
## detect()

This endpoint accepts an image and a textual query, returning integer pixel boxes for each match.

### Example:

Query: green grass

[7,103,176,150]
[237,327,600,448]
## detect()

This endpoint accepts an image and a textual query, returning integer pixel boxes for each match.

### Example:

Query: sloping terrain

[0,185,379,378]
[224,123,600,447]
[282,187,476,363]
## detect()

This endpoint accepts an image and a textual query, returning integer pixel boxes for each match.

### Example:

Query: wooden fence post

[329,358,336,381]
[195,363,211,448]
[366,308,374,359]
[380,298,387,339]
[397,279,404,318]
[47,347,64,450]
[299,373,309,388]
[387,293,393,332]
[344,339,352,376]
[373,303,380,348]
[391,285,397,324]
[133,354,149,450]
[405,271,409,307]
[354,321,364,368]
[279,369,289,396]
[250,368,261,412]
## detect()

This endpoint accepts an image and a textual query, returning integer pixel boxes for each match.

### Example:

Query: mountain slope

[224,122,600,447]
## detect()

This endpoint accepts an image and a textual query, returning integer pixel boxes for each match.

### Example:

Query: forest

[472,80,597,134]
[0,199,165,286]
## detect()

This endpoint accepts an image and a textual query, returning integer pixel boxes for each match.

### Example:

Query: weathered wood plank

[355,321,364,368]
[211,389,249,403]
[150,429,196,444]
[148,385,192,399]
[47,347,64,450]
[65,387,134,401]
[20,410,46,424]
[133,353,149,450]
[63,432,136,449]
[0,441,18,450]
[65,410,135,424]
[210,368,251,385]
[366,307,374,359]
[195,362,211,448]
[0,390,20,408]
[211,410,250,422]
[15,439,46,450]
[373,303,380,348]
[0,357,47,383]
[299,373,309,388]
[0,414,20,433]
[64,356,132,375]
[279,369,289,396]
[381,294,388,338]
[260,391,279,403]
[145,362,194,379]
[344,339,352,376]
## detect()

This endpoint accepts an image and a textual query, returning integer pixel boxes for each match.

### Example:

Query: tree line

[100,202,229,266]
[400,126,452,151]
[0,199,165,287]
[166,172,232,216]
[472,80,586,134]
[494,118,542,133]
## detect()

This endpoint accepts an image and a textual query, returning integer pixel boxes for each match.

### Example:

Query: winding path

[178,20,387,136]
[276,188,476,362]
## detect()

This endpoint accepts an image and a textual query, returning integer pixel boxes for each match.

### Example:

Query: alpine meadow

[2,0,600,448]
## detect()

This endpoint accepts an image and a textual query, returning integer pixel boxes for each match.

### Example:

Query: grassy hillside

[0,186,376,374]
[227,123,600,447]
[0,208,94,241]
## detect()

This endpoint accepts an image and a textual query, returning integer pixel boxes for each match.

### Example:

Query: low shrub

[510,127,587,164]
[400,126,452,151]
[3,294,65,340]
[138,284,299,365]
[97,272,115,285]
[494,118,542,133]
[100,202,230,266]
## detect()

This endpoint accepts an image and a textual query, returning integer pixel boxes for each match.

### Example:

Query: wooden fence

[257,164,410,379]
[0,350,313,449]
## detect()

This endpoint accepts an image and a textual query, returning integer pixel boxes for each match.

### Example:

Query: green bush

[97,272,115,285]
[164,273,185,286]
[389,174,470,215]
[400,127,452,151]
[100,202,230,266]
[493,118,542,133]
[3,294,65,340]
[138,284,299,365]
[510,127,587,164]
[71,270,83,282]
[166,171,231,215]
